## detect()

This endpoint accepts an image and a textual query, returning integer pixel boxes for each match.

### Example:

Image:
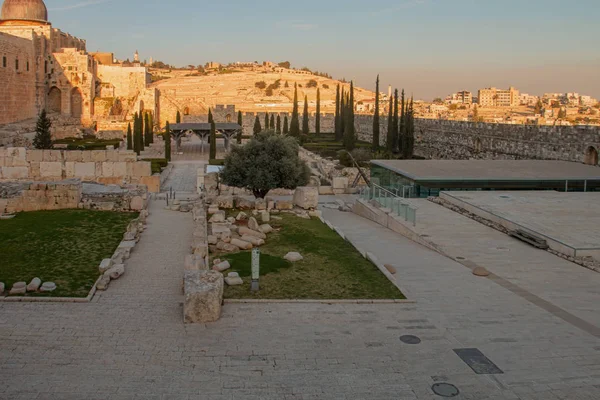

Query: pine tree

[176,110,181,124]
[334,84,341,141]
[276,115,281,134]
[164,121,171,162]
[290,83,300,136]
[209,121,217,159]
[264,112,269,131]
[270,114,275,130]
[237,111,243,144]
[302,95,309,135]
[33,109,53,149]
[283,115,289,134]
[386,95,394,152]
[148,113,154,144]
[316,88,321,135]
[208,108,213,124]
[144,112,150,146]
[126,123,133,150]
[343,81,356,151]
[392,89,399,153]
[253,115,262,134]
[398,89,405,155]
[372,75,380,151]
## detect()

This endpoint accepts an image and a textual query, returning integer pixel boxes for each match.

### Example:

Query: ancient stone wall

[0,31,37,124]
[97,65,150,98]
[0,147,160,192]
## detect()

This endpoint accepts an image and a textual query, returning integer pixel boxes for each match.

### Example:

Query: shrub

[322,83,329,89]
[255,81,267,89]
[142,158,168,174]
[307,79,318,88]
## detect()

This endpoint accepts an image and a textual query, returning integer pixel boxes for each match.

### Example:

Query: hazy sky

[46,0,600,101]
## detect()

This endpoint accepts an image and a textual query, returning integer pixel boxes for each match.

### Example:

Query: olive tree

[220,131,310,198]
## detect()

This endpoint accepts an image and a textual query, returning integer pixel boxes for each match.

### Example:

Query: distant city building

[134,50,139,63]
[519,93,539,106]
[445,90,472,104]
[478,87,520,107]
[205,61,221,70]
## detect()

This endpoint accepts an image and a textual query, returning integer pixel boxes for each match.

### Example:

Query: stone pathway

[1,197,599,399]
[161,162,202,193]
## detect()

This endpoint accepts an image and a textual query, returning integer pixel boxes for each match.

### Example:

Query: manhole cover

[432,383,460,397]
[400,335,421,344]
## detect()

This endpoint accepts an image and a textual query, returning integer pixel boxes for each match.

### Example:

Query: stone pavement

[162,161,203,193]
[1,197,600,399]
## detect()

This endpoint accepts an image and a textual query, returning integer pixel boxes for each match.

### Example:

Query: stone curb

[319,216,413,301]
[224,299,415,304]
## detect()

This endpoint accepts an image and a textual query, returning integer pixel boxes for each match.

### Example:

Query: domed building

[0,0,49,25]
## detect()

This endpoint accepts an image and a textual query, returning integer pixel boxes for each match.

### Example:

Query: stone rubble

[26,278,41,292]
[284,252,304,262]
[40,282,57,292]
[10,282,27,295]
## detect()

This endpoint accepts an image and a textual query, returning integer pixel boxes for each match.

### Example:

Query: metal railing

[359,184,418,226]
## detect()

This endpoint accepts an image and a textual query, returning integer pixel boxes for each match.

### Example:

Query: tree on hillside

[164,121,171,162]
[276,114,282,134]
[176,110,181,124]
[133,112,140,155]
[209,121,217,159]
[290,84,300,136]
[343,81,356,151]
[253,115,262,134]
[278,61,291,69]
[33,109,53,149]
[302,95,310,135]
[392,89,399,153]
[220,132,310,199]
[316,88,321,135]
[372,75,380,151]
[340,88,346,139]
[237,111,243,144]
[334,84,341,141]
[398,89,405,154]
[264,112,269,131]
[283,115,289,134]
[403,97,415,159]
[534,99,543,115]
[126,122,133,150]
[148,113,154,144]
[270,114,275,130]
[386,95,394,152]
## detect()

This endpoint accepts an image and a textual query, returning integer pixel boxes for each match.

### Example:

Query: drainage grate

[453,348,504,375]
[432,383,460,397]
[399,335,421,344]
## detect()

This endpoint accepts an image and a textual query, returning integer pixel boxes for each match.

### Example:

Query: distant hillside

[150,68,376,114]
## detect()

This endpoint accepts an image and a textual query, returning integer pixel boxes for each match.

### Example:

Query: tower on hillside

[134,50,139,63]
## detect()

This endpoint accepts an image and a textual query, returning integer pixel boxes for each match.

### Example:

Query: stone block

[255,198,267,210]
[130,196,144,211]
[248,217,260,231]
[1,166,29,179]
[101,162,115,177]
[275,200,294,210]
[241,235,265,247]
[183,270,224,324]
[26,150,44,162]
[64,150,83,162]
[284,252,304,262]
[26,277,41,292]
[185,254,207,271]
[29,162,40,178]
[96,275,110,291]
[238,226,266,239]
[105,264,125,280]
[74,162,96,179]
[80,151,92,162]
[259,224,273,234]
[40,162,62,178]
[209,211,226,223]
[215,196,234,209]
[10,281,26,295]
[293,186,319,210]
[332,177,349,190]
[318,186,334,195]
[9,148,27,166]
[132,162,152,177]
[235,197,255,210]
[213,261,231,272]
[139,176,160,193]
[99,258,113,273]
[113,161,127,176]
[118,152,137,162]
[91,150,107,162]
[231,238,253,250]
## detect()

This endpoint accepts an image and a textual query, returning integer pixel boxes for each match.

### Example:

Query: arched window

[71,87,83,117]
[584,146,598,166]
[47,86,62,113]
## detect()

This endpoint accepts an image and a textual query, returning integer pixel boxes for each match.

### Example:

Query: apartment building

[478,87,520,107]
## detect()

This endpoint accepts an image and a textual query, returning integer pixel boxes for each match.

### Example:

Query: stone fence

[0,180,147,214]
[0,147,160,192]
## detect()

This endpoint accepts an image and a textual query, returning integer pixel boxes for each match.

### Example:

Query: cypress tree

[176,110,181,124]
[270,114,275,130]
[372,75,380,151]
[399,89,406,156]
[340,89,346,137]
[237,111,243,144]
[33,109,53,149]
[148,113,154,144]
[144,112,150,146]
[392,89,399,153]
[343,81,356,151]
[386,95,394,152]
[334,84,341,141]
[208,108,213,124]
[126,123,133,150]
[133,112,140,155]
[276,115,281,134]
[164,121,171,161]
[302,95,309,135]
[283,115,289,134]
[253,115,262,134]
[290,83,300,136]
[209,121,216,160]
[404,97,415,159]
[264,112,269,131]
[316,88,321,135]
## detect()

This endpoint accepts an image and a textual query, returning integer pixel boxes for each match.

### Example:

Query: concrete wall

[0,147,160,192]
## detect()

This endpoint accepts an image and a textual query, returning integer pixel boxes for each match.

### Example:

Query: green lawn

[218,212,404,299]
[0,210,137,297]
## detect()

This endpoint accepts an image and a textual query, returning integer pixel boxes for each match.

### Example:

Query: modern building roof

[371,160,600,182]
[0,0,48,23]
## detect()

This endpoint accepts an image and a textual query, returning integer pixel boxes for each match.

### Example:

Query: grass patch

[142,158,168,174]
[53,137,122,150]
[0,210,137,297]
[219,212,404,299]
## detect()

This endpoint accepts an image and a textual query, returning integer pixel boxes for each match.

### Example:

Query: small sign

[251,248,260,291]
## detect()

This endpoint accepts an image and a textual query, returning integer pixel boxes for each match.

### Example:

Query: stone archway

[225,114,232,122]
[184,107,190,115]
[474,137,483,153]
[584,146,598,166]
[71,88,83,118]
[48,86,61,113]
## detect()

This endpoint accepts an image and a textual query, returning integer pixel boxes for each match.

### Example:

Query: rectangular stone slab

[453,348,504,375]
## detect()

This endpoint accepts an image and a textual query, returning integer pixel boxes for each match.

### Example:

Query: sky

[46,0,600,101]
